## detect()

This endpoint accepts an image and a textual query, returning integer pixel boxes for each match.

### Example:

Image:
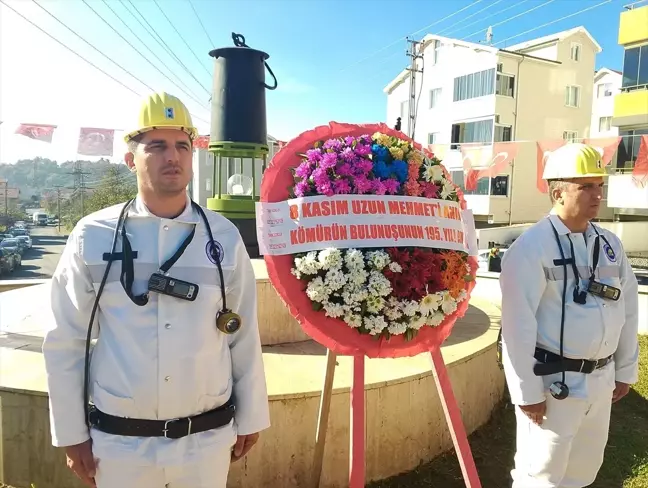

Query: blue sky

[0,0,628,164]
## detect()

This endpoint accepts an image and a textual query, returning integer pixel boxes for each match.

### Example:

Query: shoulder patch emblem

[603,243,616,262]
[206,240,224,264]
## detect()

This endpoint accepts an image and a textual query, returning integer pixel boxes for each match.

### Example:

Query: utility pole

[2,180,7,217]
[406,37,423,141]
[54,186,62,232]
[69,161,90,218]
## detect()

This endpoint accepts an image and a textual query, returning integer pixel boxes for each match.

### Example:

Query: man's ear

[125,151,136,172]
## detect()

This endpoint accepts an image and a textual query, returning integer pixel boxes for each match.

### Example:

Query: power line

[80,0,209,110]
[0,0,140,97]
[440,0,530,38]
[187,0,216,48]
[99,0,206,105]
[436,0,507,36]
[339,0,486,72]
[122,0,211,97]
[1,0,210,125]
[461,0,557,41]
[494,0,614,46]
[152,0,212,78]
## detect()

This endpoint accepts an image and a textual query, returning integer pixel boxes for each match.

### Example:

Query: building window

[496,73,515,97]
[494,124,512,142]
[622,45,648,89]
[598,116,612,133]
[563,130,578,142]
[570,43,581,61]
[565,86,580,107]
[400,100,409,134]
[429,88,441,109]
[451,119,494,149]
[428,132,439,145]
[453,68,496,102]
[597,83,613,98]
[449,170,490,195]
[491,176,509,196]
[618,129,648,169]
[431,40,441,65]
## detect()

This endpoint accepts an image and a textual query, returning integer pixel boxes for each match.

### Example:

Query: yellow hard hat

[542,143,607,180]
[123,92,198,143]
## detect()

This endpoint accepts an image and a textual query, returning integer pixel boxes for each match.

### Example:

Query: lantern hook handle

[231,32,278,91]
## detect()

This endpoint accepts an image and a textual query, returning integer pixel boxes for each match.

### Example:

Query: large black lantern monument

[207,33,277,258]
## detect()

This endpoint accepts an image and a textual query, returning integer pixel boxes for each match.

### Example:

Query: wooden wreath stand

[309,347,482,488]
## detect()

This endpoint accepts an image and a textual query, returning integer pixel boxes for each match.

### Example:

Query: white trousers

[94,448,232,488]
[510,374,614,488]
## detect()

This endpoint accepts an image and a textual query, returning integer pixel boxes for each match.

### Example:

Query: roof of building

[505,26,602,54]
[383,26,601,94]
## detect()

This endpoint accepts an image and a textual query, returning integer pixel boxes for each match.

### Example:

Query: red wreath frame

[260,122,479,358]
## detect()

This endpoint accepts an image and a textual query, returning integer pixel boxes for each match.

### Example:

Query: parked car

[0,248,16,274]
[0,243,21,271]
[1,238,25,257]
[15,234,32,249]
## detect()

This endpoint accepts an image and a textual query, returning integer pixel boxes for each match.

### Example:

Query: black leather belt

[533,347,613,376]
[88,399,235,439]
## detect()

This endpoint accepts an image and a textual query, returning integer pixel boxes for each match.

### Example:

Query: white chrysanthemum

[345,313,363,328]
[295,251,321,275]
[344,249,364,270]
[323,302,345,318]
[366,295,385,313]
[364,315,388,335]
[440,181,456,199]
[441,292,458,314]
[324,268,347,291]
[306,277,328,302]
[419,293,442,316]
[426,311,445,327]
[388,262,402,273]
[384,305,403,321]
[348,268,368,286]
[318,248,343,270]
[456,289,468,303]
[409,315,427,330]
[365,250,391,270]
[388,321,408,335]
[291,268,302,279]
[401,300,419,317]
[423,162,445,182]
[367,271,392,297]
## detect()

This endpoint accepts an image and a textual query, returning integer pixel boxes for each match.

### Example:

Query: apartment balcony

[612,88,648,128]
[618,4,648,46]
[607,172,648,214]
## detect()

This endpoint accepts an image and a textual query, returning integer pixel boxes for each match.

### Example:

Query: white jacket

[43,195,270,462]
[499,214,639,406]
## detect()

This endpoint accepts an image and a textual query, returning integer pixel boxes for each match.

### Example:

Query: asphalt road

[7,226,68,279]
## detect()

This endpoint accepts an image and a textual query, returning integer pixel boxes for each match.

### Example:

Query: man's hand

[519,401,546,425]
[65,439,97,487]
[231,432,260,462]
[612,381,630,403]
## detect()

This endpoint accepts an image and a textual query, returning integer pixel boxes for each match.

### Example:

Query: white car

[16,235,32,249]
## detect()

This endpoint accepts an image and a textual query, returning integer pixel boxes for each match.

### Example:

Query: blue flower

[373,160,391,179]
[371,144,389,162]
[392,160,409,183]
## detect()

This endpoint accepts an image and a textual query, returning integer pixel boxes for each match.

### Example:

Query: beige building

[384,27,603,225]
[591,68,622,138]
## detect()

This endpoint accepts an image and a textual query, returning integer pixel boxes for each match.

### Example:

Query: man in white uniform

[499,143,639,487]
[43,92,270,487]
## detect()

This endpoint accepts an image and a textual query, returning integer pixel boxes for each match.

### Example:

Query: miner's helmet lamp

[124,91,198,143]
[217,309,242,334]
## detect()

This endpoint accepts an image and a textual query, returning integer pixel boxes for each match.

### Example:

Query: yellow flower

[372,132,392,147]
[389,147,404,160]
[407,150,424,165]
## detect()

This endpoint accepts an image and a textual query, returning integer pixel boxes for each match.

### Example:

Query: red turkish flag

[77,127,114,156]
[15,123,57,143]
[582,136,621,166]
[459,142,519,191]
[194,135,209,150]
[632,135,648,189]
[536,139,568,193]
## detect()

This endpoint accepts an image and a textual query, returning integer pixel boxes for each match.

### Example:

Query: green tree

[85,166,137,216]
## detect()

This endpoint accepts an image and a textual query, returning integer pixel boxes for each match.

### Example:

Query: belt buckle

[579,359,595,374]
[163,417,192,439]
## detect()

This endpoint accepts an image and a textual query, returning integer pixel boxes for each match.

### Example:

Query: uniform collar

[129,193,200,224]
[547,213,596,238]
